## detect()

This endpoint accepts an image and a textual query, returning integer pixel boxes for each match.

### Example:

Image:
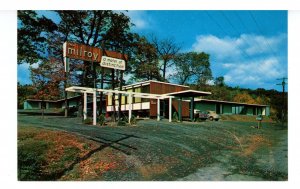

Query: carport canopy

[164,90,212,122]
[65,86,175,125]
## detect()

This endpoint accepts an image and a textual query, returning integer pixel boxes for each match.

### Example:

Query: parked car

[194,109,209,121]
[207,110,220,121]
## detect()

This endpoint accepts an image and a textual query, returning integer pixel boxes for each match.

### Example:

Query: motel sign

[63,41,127,71]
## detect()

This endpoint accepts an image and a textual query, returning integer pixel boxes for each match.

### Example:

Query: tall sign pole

[99,41,105,116]
[118,46,125,123]
[276,77,287,125]
[63,42,70,118]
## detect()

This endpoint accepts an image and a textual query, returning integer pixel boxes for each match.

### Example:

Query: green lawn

[18,114,288,181]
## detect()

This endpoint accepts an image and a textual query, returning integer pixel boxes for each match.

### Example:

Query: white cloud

[124,11,150,30]
[192,33,287,89]
[192,35,241,60]
[192,34,286,60]
[240,33,287,55]
[223,57,284,87]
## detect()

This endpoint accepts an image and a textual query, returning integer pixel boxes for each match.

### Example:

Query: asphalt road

[18,114,288,181]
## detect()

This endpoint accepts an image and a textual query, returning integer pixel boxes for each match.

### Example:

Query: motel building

[105,80,269,119]
[24,80,270,124]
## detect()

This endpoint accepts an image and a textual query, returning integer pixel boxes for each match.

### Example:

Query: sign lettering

[100,56,125,70]
[63,41,128,63]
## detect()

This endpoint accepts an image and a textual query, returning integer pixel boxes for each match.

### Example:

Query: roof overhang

[164,90,211,98]
[66,86,174,99]
[25,96,81,103]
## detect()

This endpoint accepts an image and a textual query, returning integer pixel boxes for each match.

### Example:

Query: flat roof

[121,80,190,90]
[25,96,81,103]
[26,95,105,103]
[164,90,211,97]
[194,98,268,107]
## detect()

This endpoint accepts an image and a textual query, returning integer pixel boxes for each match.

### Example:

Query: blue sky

[18,10,287,90]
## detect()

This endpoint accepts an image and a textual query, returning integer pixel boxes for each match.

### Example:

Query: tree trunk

[163,59,167,79]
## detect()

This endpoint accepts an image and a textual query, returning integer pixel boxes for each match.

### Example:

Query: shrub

[98,114,105,126]
[117,121,127,126]
[130,115,137,125]
[172,112,178,122]
[83,117,93,125]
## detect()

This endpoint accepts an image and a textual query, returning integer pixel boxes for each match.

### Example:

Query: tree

[130,36,162,81]
[18,11,57,64]
[233,92,257,104]
[18,10,136,118]
[214,76,226,87]
[30,58,64,101]
[150,35,181,80]
[172,52,212,85]
[17,82,37,109]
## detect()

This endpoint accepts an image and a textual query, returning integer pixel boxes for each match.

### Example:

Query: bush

[83,117,93,124]
[172,112,178,122]
[130,115,137,125]
[98,114,105,126]
[117,121,127,126]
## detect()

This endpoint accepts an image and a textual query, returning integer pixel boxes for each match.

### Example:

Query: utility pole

[276,77,287,125]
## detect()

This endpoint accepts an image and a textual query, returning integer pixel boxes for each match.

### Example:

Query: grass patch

[18,126,100,181]
[221,114,274,122]
[18,138,50,180]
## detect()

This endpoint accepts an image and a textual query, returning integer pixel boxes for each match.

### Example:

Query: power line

[205,11,252,61]
[233,11,270,56]
[230,11,279,76]
[248,11,278,58]
[220,11,271,75]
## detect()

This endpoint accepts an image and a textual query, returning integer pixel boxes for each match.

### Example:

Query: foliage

[29,59,64,100]
[233,92,257,104]
[172,112,179,122]
[130,115,137,125]
[83,117,93,125]
[17,82,37,109]
[214,76,226,87]
[19,10,136,104]
[98,114,105,126]
[130,36,162,81]
[117,120,127,126]
[172,52,212,85]
[56,10,135,87]
[18,11,58,64]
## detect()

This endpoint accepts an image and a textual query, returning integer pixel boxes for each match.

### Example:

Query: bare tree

[150,35,181,80]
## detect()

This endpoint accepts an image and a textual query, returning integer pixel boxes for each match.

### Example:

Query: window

[127,89,132,104]
[107,94,112,106]
[134,87,141,103]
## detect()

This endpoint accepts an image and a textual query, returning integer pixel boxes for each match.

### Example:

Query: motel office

[24,80,270,119]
